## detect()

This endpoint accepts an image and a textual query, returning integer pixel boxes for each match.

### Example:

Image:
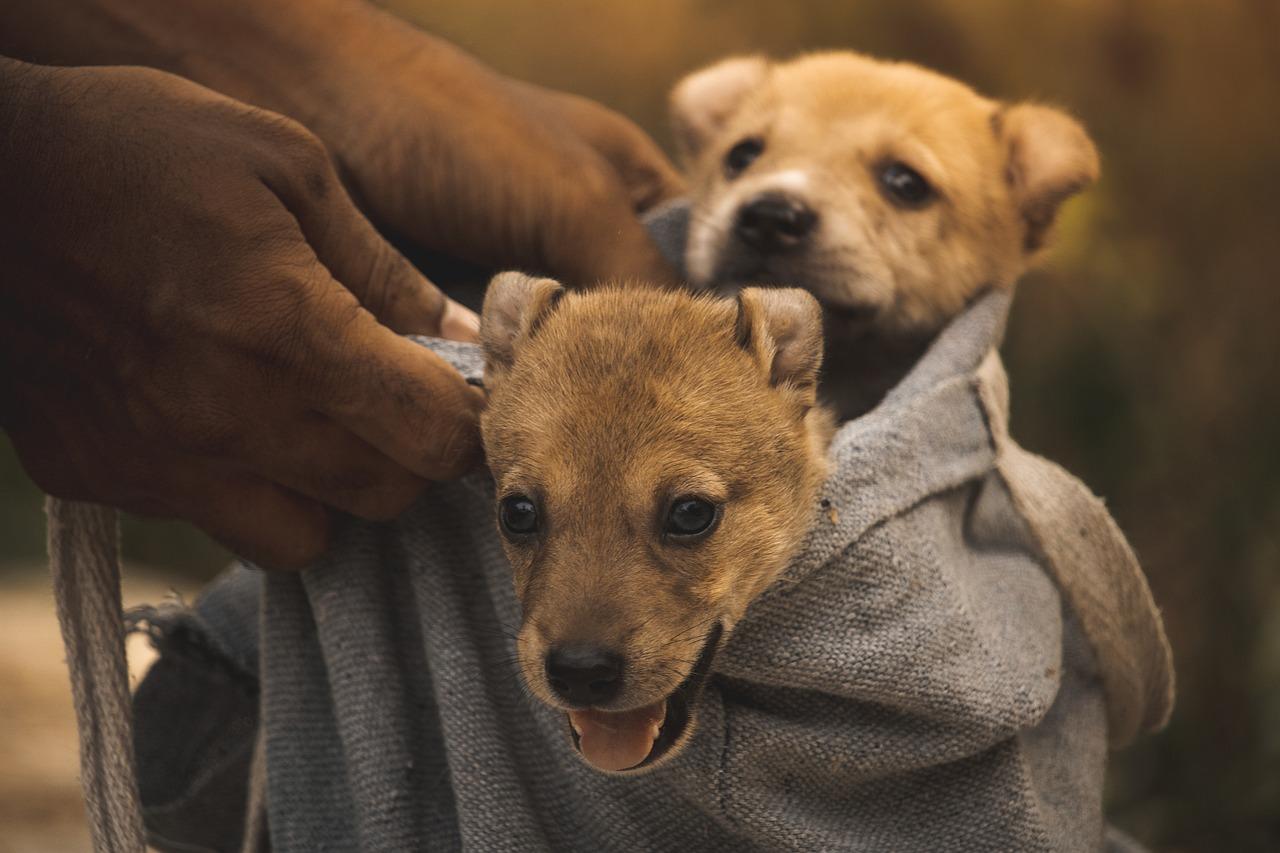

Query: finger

[511,82,687,212]
[23,394,332,569]
[267,145,479,339]
[559,97,686,212]
[440,298,481,343]
[283,290,486,480]
[234,412,427,521]
[256,162,486,479]
[171,468,330,571]
[112,453,331,571]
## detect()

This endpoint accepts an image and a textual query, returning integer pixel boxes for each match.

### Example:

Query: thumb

[273,151,480,342]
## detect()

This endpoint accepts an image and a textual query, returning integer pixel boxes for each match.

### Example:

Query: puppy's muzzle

[734,192,818,253]
[547,623,724,774]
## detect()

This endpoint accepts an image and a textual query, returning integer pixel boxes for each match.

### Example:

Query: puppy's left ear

[997,103,1100,252]
[480,272,565,389]
[670,56,770,165]
[735,287,824,409]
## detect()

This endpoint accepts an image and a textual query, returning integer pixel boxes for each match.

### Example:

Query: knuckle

[259,112,336,200]
[260,111,319,152]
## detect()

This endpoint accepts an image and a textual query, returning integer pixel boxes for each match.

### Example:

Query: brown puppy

[671,52,1099,416]
[479,273,832,772]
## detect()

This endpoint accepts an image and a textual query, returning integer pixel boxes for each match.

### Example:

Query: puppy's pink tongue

[568,702,666,771]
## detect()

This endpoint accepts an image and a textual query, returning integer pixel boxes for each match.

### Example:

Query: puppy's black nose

[734,193,817,252]
[545,646,623,706]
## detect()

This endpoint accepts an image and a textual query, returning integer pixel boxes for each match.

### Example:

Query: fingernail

[441,300,481,343]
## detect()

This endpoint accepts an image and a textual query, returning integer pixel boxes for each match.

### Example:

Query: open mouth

[566,622,723,773]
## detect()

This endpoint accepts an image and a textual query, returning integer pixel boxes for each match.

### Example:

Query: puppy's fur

[480,273,832,772]
[474,53,1098,772]
[671,52,1099,416]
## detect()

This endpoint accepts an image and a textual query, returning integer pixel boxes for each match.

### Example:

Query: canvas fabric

[131,203,1173,852]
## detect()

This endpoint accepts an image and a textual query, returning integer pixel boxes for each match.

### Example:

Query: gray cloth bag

[146,203,1174,851]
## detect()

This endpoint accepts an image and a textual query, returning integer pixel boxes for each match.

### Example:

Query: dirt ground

[0,564,199,853]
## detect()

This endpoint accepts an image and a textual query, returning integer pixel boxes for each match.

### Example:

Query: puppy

[670,52,1100,416]
[479,273,832,772]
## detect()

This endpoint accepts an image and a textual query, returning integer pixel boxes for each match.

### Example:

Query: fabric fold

[131,200,1172,852]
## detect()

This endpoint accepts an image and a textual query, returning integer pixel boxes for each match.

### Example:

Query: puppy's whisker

[482,274,831,770]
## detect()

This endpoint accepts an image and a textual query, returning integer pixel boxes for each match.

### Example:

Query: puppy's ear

[670,56,770,164]
[735,287,824,408]
[480,272,564,388]
[997,103,1100,252]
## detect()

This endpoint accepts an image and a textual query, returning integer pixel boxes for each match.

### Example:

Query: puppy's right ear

[480,272,565,388]
[735,287,824,410]
[670,56,770,164]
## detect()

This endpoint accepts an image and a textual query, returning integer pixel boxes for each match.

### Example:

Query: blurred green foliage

[2,0,1276,848]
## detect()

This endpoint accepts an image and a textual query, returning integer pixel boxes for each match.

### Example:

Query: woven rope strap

[46,497,146,852]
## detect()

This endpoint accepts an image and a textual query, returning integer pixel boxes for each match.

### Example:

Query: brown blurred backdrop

[1,0,1276,850]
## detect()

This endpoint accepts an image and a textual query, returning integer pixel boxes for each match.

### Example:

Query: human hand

[307,15,686,287]
[505,79,687,216]
[0,0,685,285]
[0,59,484,568]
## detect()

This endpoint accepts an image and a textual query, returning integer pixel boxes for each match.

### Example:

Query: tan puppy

[671,52,1099,415]
[479,273,832,772]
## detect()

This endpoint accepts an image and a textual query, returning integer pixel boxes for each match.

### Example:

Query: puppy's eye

[723,137,765,179]
[499,494,539,537]
[665,497,721,539]
[878,162,935,207]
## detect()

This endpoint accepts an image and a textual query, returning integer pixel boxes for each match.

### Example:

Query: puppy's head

[480,272,831,773]
[671,52,1099,333]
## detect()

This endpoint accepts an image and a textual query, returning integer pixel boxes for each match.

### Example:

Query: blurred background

[1,0,1276,850]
